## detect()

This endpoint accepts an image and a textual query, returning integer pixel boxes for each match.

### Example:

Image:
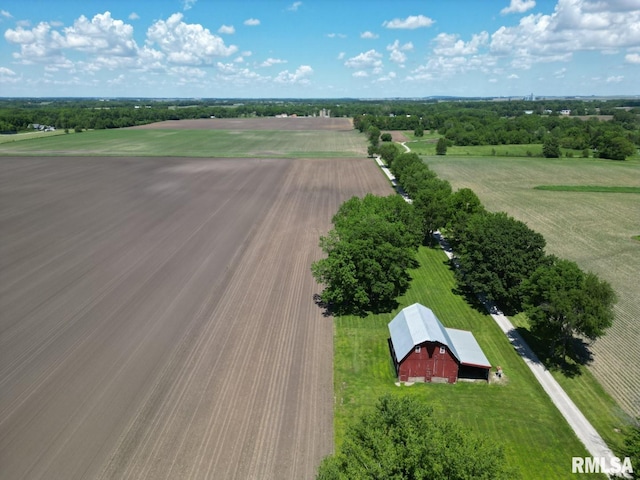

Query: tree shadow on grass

[313,293,399,318]
[516,327,594,378]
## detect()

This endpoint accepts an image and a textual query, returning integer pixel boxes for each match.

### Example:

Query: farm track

[428,158,640,417]
[0,155,391,479]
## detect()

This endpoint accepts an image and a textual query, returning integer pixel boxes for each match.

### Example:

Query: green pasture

[0,128,366,158]
[0,130,70,144]
[534,185,640,194]
[334,246,609,479]
[404,138,592,158]
[424,154,640,419]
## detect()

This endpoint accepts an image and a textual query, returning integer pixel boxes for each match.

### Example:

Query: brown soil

[129,117,354,131]
[0,155,391,479]
[388,130,410,142]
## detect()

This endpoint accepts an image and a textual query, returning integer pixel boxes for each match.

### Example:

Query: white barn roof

[446,328,491,368]
[388,303,490,368]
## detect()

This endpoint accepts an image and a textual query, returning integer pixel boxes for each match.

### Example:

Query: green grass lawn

[0,128,366,157]
[334,246,608,479]
[509,314,633,455]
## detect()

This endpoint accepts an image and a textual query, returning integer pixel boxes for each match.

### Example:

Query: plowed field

[0,155,391,479]
[128,117,354,131]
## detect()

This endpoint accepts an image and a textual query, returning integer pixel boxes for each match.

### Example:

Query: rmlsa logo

[571,456,633,475]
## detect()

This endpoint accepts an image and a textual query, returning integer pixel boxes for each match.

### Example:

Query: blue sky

[1,0,639,98]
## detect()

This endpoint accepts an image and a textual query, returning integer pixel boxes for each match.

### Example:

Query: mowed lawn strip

[0,128,367,157]
[425,154,640,419]
[334,246,598,480]
[534,185,640,193]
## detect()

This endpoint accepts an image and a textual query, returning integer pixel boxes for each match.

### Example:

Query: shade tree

[455,212,546,313]
[521,257,616,362]
[317,395,517,480]
[312,194,421,315]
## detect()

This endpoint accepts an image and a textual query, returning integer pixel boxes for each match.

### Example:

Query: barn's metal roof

[388,303,490,368]
[446,328,491,368]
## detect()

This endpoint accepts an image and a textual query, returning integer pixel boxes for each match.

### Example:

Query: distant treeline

[354,102,640,159]
[1,97,639,153]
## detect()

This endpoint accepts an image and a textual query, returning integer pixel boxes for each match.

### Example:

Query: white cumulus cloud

[244,18,260,26]
[501,0,536,15]
[287,2,302,12]
[274,65,313,84]
[62,12,138,56]
[625,52,640,63]
[387,40,414,65]
[260,57,287,67]
[433,32,489,56]
[361,31,378,39]
[183,0,197,11]
[491,0,640,68]
[383,14,434,29]
[218,24,235,34]
[146,13,237,65]
[344,49,383,72]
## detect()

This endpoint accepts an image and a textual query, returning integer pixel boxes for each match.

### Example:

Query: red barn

[388,303,491,383]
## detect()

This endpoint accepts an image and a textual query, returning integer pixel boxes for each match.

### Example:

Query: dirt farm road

[0,156,391,479]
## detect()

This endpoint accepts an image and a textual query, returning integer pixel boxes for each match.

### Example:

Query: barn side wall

[398,341,458,383]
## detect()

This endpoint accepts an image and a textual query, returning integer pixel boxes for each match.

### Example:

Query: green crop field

[405,139,594,158]
[0,128,367,158]
[334,246,621,479]
[423,154,640,418]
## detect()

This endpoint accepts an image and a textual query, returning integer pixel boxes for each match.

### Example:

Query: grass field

[402,133,640,161]
[334,246,615,479]
[534,185,640,194]
[406,139,593,158]
[423,154,640,418]
[0,128,367,157]
[0,130,70,144]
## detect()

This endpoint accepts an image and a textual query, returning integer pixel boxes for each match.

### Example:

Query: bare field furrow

[1,154,392,479]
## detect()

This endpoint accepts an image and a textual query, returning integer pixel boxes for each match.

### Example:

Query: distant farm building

[388,303,491,383]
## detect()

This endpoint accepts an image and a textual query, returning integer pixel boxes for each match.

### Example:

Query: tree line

[1,98,638,160]
[356,106,639,161]
[313,144,616,365]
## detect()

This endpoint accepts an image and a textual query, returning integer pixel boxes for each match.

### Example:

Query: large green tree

[311,194,421,315]
[411,177,453,242]
[596,132,636,160]
[367,125,381,147]
[436,137,447,155]
[456,212,546,312]
[521,257,616,361]
[446,188,486,248]
[542,135,561,158]
[317,395,517,480]
[378,142,400,165]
